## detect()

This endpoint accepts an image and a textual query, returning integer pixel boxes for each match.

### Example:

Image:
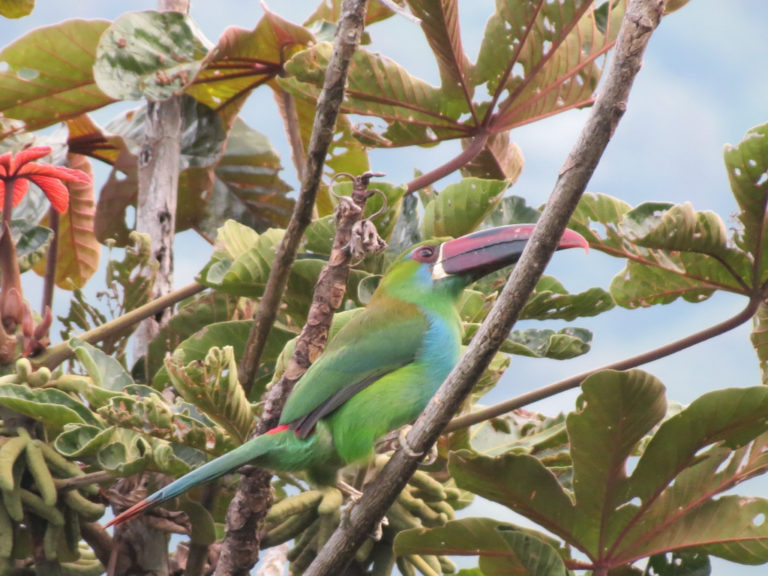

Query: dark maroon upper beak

[435,224,588,281]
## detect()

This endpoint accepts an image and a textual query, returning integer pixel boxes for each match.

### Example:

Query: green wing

[279,298,428,434]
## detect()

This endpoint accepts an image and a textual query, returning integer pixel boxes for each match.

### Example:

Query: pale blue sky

[4,1,768,574]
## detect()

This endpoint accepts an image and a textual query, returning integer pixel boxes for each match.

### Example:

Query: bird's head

[379,224,588,304]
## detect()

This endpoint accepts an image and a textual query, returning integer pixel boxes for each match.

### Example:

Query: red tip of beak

[105,499,153,528]
[559,228,589,254]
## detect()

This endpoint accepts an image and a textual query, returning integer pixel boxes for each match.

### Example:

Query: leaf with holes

[32,154,100,289]
[724,122,768,283]
[395,518,567,576]
[0,20,113,132]
[474,0,624,130]
[280,42,469,147]
[187,9,313,127]
[451,370,768,571]
[95,11,212,101]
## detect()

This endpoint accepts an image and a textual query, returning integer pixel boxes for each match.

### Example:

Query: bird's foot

[398,426,438,465]
[370,514,389,542]
[336,480,363,503]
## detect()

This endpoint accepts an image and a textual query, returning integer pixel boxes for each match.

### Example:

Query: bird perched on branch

[107,224,587,526]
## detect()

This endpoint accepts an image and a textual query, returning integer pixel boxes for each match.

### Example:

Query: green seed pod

[261,506,319,549]
[26,440,58,506]
[14,358,32,382]
[20,489,65,526]
[27,367,52,387]
[407,554,441,576]
[370,543,396,576]
[438,555,457,573]
[396,556,416,576]
[0,436,29,492]
[317,487,344,516]
[63,490,105,523]
[43,522,62,561]
[286,518,319,562]
[63,505,81,560]
[0,502,13,558]
[408,471,446,501]
[264,490,322,526]
[2,485,23,523]
[354,537,374,564]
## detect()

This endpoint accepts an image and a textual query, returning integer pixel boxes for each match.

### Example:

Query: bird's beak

[433,224,588,281]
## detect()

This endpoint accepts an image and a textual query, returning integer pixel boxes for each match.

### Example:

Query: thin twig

[446,298,761,432]
[215,3,371,575]
[33,282,205,370]
[53,470,113,489]
[41,207,59,313]
[303,1,666,573]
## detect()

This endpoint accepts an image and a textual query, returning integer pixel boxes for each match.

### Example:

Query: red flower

[0,146,91,214]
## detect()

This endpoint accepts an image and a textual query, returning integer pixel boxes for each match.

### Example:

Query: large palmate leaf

[33,154,100,290]
[475,0,624,129]
[569,194,753,308]
[724,121,768,282]
[94,11,213,101]
[395,518,567,576]
[451,370,768,571]
[186,8,313,126]
[280,42,469,147]
[0,20,113,132]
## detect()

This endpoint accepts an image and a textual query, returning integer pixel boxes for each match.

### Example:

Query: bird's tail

[106,425,293,527]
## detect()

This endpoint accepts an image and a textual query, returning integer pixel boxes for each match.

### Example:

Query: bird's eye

[413,245,438,262]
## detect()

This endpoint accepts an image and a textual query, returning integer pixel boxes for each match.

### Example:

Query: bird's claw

[397,426,437,465]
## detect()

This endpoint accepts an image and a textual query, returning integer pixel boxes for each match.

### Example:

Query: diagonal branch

[446,298,761,432]
[237,0,369,397]
[214,2,371,575]
[303,1,666,573]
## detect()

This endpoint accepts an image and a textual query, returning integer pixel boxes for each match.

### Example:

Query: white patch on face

[432,243,448,280]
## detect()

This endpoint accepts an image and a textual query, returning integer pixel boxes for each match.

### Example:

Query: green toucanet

[107,224,587,526]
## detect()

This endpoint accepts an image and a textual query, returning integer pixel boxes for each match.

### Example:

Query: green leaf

[644,552,711,576]
[482,194,539,228]
[569,194,752,308]
[0,20,113,131]
[0,384,101,429]
[394,518,567,576]
[724,122,768,283]
[202,118,293,240]
[452,371,768,569]
[153,319,295,402]
[0,0,34,18]
[165,347,254,444]
[461,133,524,182]
[280,42,468,147]
[94,11,212,100]
[186,8,313,122]
[751,302,768,384]
[14,224,52,272]
[147,291,239,380]
[463,324,591,360]
[407,0,472,104]
[421,178,509,238]
[522,275,614,321]
[69,337,134,392]
[474,0,623,130]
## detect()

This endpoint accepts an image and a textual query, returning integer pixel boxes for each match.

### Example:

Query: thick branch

[446,298,760,432]
[215,3,370,575]
[238,0,369,395]
[33,282,205,370]
[303,1,665,573]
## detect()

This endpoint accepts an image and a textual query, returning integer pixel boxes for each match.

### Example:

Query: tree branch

[446,297,760,432]
[238,0,369,396]
[303,1,666,573]
[215,3,371,575]
[404,132,489,195]
[33,282,205,370]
